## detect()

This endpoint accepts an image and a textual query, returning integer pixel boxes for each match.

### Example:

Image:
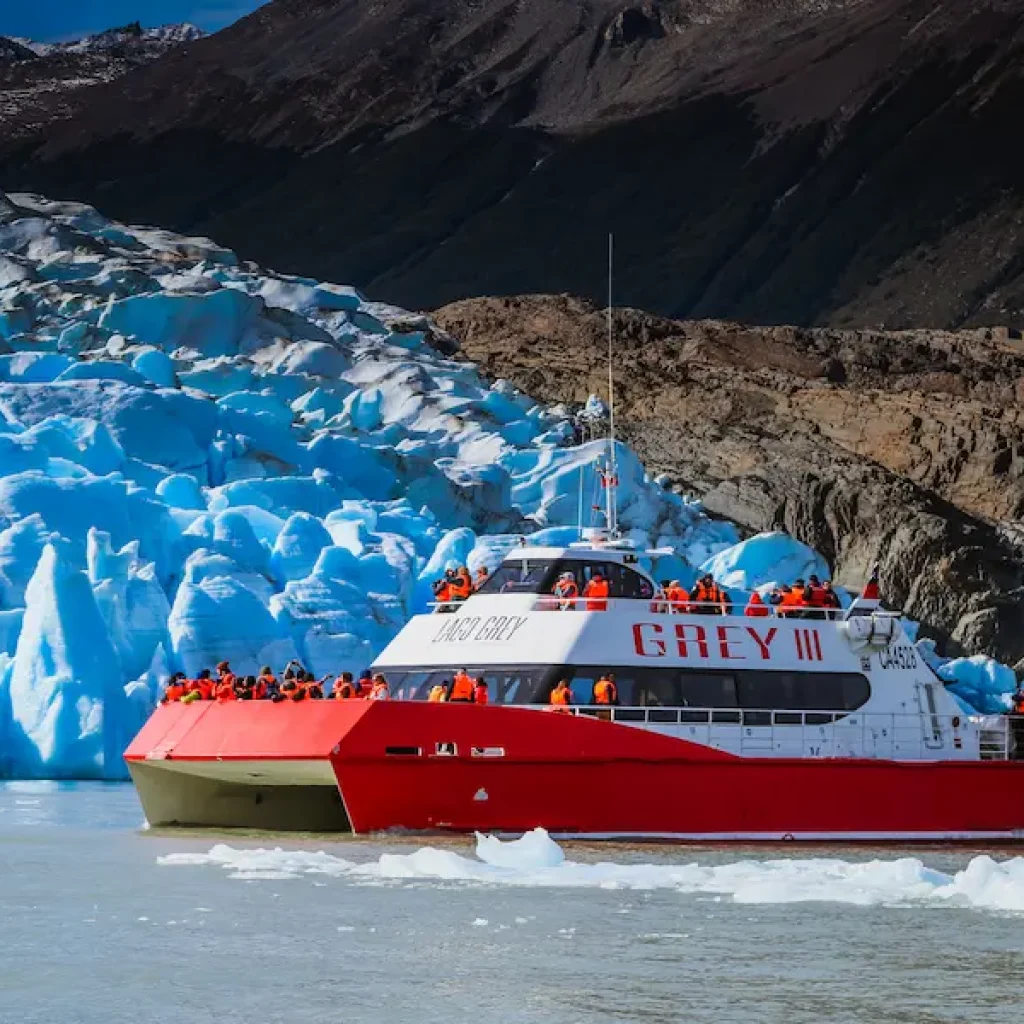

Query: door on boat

[917,682,945,751]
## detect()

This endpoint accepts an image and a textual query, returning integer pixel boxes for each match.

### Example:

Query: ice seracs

[0,190,1009,778]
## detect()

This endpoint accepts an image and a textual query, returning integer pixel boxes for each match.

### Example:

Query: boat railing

[552,705,1012,761]
[429,596,903,620]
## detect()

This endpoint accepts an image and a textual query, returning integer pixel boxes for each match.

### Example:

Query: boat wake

[157,828,1024,913]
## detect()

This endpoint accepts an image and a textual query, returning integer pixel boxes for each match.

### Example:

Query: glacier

[0,192,1013,779]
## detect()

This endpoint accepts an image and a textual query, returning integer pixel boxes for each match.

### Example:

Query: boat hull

[125,703,1024,840]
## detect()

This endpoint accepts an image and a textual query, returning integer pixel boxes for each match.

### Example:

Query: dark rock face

[434,294,1024,664]
[4,0,1024,328]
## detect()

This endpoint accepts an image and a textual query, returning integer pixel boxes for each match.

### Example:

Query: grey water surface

[0,782,1021,1024]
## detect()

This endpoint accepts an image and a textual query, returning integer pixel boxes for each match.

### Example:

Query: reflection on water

[0,782,1022,1024]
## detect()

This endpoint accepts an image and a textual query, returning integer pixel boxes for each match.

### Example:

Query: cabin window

[473,557,655,601]
[677,671,739,708]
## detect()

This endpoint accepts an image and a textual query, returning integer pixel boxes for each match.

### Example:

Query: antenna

[605,232,619,537]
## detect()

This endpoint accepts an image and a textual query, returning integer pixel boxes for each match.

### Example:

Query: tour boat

[125,530,1024,840]
[125,245,1024,841]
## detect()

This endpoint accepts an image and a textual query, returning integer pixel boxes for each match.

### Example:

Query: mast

[605,232,619,537]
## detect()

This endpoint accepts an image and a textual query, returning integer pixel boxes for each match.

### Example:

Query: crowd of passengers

[432,563,862,617]
[161,660,395,704]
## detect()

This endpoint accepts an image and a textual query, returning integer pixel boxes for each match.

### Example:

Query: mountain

[0,22,204,143]
[436,294,1024,665]
[3,0,1024,328]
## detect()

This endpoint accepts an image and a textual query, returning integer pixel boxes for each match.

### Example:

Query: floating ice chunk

[475,828,565,870]
[9,543,127,778]
[700,531,830,591]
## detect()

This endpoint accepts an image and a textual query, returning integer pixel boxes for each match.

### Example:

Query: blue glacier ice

[0,191,1007,780]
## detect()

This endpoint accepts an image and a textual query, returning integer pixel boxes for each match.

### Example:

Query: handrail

[429,596,904,619]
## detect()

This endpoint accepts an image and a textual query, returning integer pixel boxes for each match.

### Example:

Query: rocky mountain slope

[0,22,203,143]
[436,294,1024,665]
[4,0,1024,328]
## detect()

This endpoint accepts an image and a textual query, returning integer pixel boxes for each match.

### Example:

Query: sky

[0,1,270,41]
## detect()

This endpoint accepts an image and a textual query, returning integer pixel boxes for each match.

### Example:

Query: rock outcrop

[435,294,1024,664]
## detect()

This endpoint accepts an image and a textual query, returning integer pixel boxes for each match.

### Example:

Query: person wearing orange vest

[744,591,771,617]
[779,580,809,618]
[215,661,237,701]
[473,566,490,592]
[691,575,728,615]
[1011,687,1024,715]
[583,572,610,611]
[593,673,618,705]
[332,672,357,700]
[549,679,573,708]
[449,669,475,703]
[432,569,457,612]
[369,674,390,700]
[428,681,448,702]
[356,670,374,698]
[820,581,842,614]
[161,673,187,703]
[449,567,473,604]
[666,580,690,614]
[473,678,489,705]
[280,676,304,701]
[553,572,579,610]
[193,669,214,701]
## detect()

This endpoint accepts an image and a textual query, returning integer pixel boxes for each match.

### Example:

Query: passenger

[769,585,787,608]
[744,591,771,617]
[449,566,473,604]
[369,674,391,701]
[432,568,458,612]
[691,574,727,615]
[473,678,489,705]
[820,580,842,615]
[332,672,357,700]
[281,675,305,701]
[862,565,881,601]
[778,581,807,618]
[428,680,449,702]
[473,566,490,592]
[553,571,579,610]
[666,580,690,614]
[305,673,325,700]
[449,668,475,703]
[582,571,610,612]
[236,675,257,701]
[549,678,573,708]
[195,668,214,701]
[1011,686,1024,715]
[215,661,237,701]
[357,669,374,698]
[255,666,276,700]
[161,673,187,703]
[804,575,827,620]
[593,673,619,706]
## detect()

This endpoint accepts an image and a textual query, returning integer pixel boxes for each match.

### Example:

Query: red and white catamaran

[125,529,1024,840]
[126,244,1024,841]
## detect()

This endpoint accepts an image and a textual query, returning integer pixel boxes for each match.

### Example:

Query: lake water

[2,782,1022,1024]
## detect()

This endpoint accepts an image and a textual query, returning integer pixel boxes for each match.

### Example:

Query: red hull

[126,703,1024,840]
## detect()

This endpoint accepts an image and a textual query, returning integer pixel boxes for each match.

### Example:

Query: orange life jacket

[473,684,489,705]
[808,585,827,607]
[162,683,186,703]
[593,678,617,705]
[450,673,475,701]
[666,586,689,613]
[745,592,770,617]
[583,578,609,611]
[215,679,236,701]
[197,679,214,701]
[550,685,572,706]
[332,679,356,700]
[357,677,374,698]
[693,582,725,611]
[449,572,472,601]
